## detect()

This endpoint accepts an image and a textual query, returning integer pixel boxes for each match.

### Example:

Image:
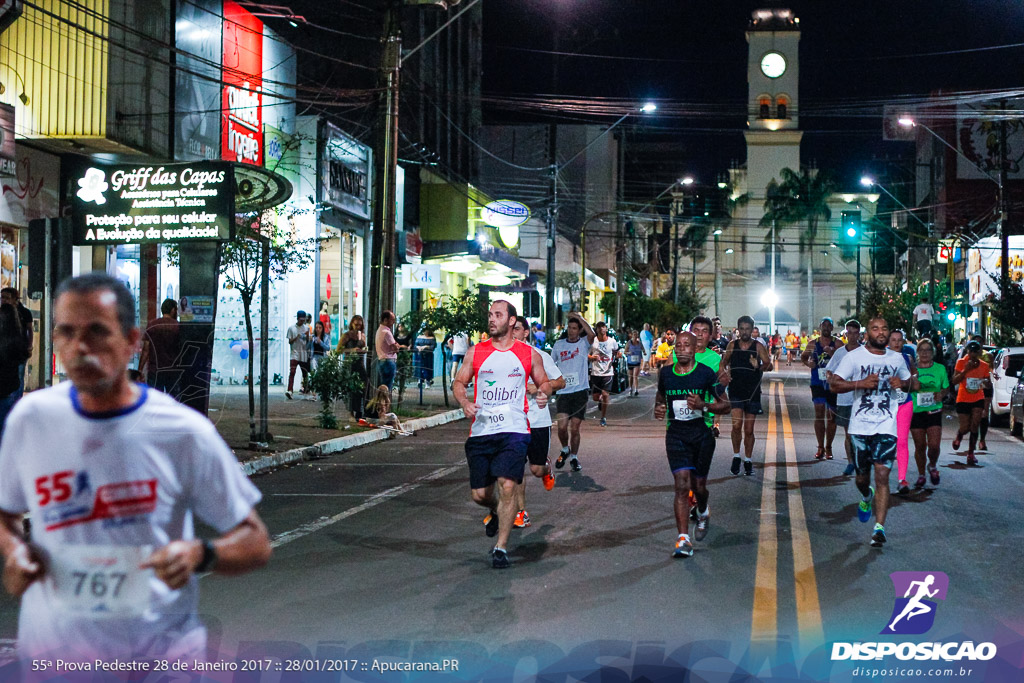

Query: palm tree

[761,168,837,331]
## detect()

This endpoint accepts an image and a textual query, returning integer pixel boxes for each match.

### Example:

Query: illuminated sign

[936,238,961,264]
[69,162,235,245]
[402,263,441,289]
[481,199,530,229]
[222,1,263,165]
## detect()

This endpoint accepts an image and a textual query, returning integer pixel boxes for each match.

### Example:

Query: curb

[241,408,465,477]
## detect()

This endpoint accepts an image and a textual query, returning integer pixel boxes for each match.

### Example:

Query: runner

[802,317,841,460]
[721,315,773,476]
[910,338,949,488]
[551,312,597,472]
[509,316,564,529]
[829,317,916,547]
[785,329,798,366]
[825,319,863,476]
[653,331,730,558]
[710,317,730,352]
[640,322,655,376]
[654,328,676,369]
[0,274,271,662]
[690,315,723,438]
[770,331,783,368]
[625,330,644,397]
[452,301,554,568]
[589,322,621,427]
[888,329,917,494]
[971,335,994,451]
[799,330,811,355]
[950,340,990,466]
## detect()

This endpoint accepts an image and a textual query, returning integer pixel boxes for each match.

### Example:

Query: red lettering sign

[222,1,263,165]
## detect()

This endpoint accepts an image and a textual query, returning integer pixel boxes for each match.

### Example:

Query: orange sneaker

[543,459,555,490]
[513,510,531,528]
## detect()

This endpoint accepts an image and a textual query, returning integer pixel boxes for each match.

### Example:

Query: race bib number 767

[49,545,154,618]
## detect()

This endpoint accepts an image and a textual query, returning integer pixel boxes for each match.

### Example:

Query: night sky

[480,0,1024,199]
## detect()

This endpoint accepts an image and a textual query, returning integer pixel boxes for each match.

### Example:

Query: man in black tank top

[720,315,773,476]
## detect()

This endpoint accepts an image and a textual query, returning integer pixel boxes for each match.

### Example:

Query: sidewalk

[207,379,464,471]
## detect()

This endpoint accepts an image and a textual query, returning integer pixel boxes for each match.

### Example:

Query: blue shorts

[849,434,897,475]
[811,384,837,407]
[465,433,530,489]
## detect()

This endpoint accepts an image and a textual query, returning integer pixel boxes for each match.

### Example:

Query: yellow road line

[751,382,779,641]
[778,386,825,648]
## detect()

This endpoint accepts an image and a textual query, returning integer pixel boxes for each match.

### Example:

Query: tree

[762,168,838,331]
[988,275,1024,342]
[599,288,706,332]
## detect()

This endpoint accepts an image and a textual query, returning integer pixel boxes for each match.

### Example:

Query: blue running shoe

[842,463,856,476]
[857,487,874,523]
[870,524,887,547]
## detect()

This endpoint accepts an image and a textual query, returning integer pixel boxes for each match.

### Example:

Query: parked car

[990,347,1024,425]
[1009,373,1024,439]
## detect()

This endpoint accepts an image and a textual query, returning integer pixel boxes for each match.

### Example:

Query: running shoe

[870,524,887,547]
[695,514,709,541]
[513,510,531,528]
[491,547,510,569]
[484,511,499,537]
[842,463,856,476]
[967,454,979,466]
[914,475,926,490]
[857,487,874,523]
[744,459,753,476]
[689,506,698,521]
[730,456,741,476]
[542,460,555,491]
[673,536,694,558]
[929,466,940,486]
[285,391,293,400]
[951,434,962,450]
[978,440,987,452]
[712,426,721,438]
[688,490,698,520]
[897,479,910,495]
[555,449,569,469]
[600,417,607,427]
[570,457,582,472]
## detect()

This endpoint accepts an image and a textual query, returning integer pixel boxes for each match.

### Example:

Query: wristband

[196,539,218,573]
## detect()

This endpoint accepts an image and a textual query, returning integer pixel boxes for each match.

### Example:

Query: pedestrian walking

[589,321,620,427]
[414,327,437,385]
[374,310,404,391]
[310,321,330,373]
[0,288,32,399]
[888,329,917,494]
[910,338,948,489]
[950,340,990,466]
[640,322,655,375]
[829,317,916,547]
[825,319,863,476]
[654,331,730,557]
[721,315,772,476]
[626,330,644,396]
[0,273,271,661]
[452,301,553,569]
[802,317,841,460]
[138,298,181,399]
[285,310,311,399]
[551,312,596,471]
[0,302,28,434]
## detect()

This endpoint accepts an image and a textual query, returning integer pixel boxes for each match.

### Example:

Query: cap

[965,340,981,352]
[296,310,307,318]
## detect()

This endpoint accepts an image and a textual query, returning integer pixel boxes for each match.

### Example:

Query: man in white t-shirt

[510,316,565,528]
[285,310,312,398]
[551,313,596,472]
[589,321,621,428]
[829,317,917,548]
[0,274,271,663]
[912,299,935,337]
[825,319,863,477]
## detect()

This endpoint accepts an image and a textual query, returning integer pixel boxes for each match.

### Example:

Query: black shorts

[526,426,551,467]
[983,385,993,399]
[465,433,530,489]
[811,384,837,407]
[556,390,589,420]
[666,428,716,478]
[590,375,612,395]
[849,434,897,475]
[729,398,763,415]
[910,410,943,430]
[956,400,984,415]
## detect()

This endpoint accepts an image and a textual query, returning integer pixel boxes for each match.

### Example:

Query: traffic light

[581,296,590,315]
[841,210,861,242]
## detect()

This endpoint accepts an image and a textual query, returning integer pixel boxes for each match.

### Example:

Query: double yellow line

[751,381,824,648]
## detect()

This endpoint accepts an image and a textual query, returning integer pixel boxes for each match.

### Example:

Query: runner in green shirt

[909,338,949,489]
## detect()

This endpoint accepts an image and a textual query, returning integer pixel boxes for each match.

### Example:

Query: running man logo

[882,571,949,635]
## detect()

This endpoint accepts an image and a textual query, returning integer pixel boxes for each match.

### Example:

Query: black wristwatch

[196,539,218,573]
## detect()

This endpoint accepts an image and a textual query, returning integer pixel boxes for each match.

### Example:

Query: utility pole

[615,129,625,328]
[999,100,1010,286]
[544,146,558,334]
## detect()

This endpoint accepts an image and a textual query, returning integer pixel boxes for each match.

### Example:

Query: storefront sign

[967,235,1024,305]
[322,123,371,220]
[222,1,263,165]
[175,0,222,161]
[402,263,441,289]
[70,162,235,245]
[0,103,14,176]
[482,200,530,229]
[937,238,961,264]
[180,294,214,322]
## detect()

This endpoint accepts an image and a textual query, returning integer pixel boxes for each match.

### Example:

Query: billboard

[175,0,222,161]
[957,101,1024,181]
[222,0,263,165]
[69,162,235,245]
[322,123,371,220]
[967,235,1024,305]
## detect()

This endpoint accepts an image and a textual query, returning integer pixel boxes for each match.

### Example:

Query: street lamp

[761,288,779,336]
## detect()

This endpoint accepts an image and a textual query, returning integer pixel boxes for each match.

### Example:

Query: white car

[990,346,1024,423]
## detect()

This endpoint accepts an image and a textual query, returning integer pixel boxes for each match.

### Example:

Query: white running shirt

[0,383,262,662]
[551,337,590,394]
[825,345,857,407]
[589,338,620,377]
[469,339,533,437]
[527,350,561,429]
[832,345,912,437]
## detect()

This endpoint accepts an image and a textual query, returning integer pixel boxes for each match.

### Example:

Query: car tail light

[998,402,1009,407]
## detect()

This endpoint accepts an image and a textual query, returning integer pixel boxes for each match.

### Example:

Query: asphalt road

[2,366,1021,681]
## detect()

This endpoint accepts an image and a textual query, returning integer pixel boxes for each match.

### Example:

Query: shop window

[758,97,771,119]
[776,95,789,119]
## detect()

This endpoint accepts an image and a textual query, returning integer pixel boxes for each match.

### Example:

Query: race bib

[628,354,641,364]
[671,399,702,422]
[478,404,511,427]
[917,392,936,408]
[49,545,154,619]
[894,389,908,404]
[966,377,982,392]
[563,373,579,388]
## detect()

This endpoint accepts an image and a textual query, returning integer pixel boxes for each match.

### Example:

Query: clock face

[761,52,786,78]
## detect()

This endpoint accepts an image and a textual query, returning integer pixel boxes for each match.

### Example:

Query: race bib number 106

[49,545,153,618]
